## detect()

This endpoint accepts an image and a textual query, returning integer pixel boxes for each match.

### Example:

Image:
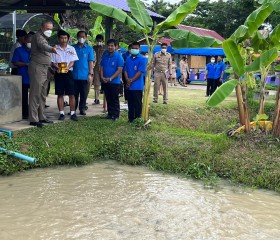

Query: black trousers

[121,73,128,100]
[74,80,89,111]
[22,83,30,118]
[206,78,216,96]
[127,90,143,122]
[104,83,120,118]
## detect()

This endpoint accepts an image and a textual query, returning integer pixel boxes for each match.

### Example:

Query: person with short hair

[51,30,79,121]
[152,43,172,104]
[124,42,146,122]
[9,29,27,75]
[205,56,217,97]
[92,34,105,105]
[72,31,94,115]
[170,58,177,86]
[215,56,226,88]
[28,20,59,127]
[100,39,124,121]
[12,33,33,119]
[179,56,190,87]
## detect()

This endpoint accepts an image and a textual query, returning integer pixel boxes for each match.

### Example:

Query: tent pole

[12,11,16,44]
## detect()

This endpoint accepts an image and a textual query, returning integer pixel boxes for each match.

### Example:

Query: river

[0,161,280,240]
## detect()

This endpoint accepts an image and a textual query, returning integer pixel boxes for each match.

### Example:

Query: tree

[90,0,221,124]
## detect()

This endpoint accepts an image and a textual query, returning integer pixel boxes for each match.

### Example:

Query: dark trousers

[104,83,120,118]
[206,78,216,96]
[127,90,143,122]
[74,80,88,111]
[22,83,30,118]
[121,73,128,101]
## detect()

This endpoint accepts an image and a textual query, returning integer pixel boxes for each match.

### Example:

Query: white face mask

[97,41,104,46]
[78,38,86,44]
[26,43,31,49]
[211,59,215,63]
[43,30,52,38]
[161,49,167,54]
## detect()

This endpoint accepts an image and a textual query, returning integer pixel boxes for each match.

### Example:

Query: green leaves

[230,25,248,44]
[223,39,244,77]
[127,0,153,33]
[246,48,278,72]
[89,16,104,39]
[165,29,222,48]
[207,80,238,107]
[269,24,280,49]
[155,0,199,31]
[89,2,144,32]
[244,3,273,37]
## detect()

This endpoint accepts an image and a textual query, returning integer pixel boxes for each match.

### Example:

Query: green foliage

[207,79,238,107]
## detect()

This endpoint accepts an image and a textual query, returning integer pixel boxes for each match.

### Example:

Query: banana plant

[90,0,221,124]
[207,1,279,133]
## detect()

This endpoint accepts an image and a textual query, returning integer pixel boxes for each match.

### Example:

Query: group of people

[10,20,225,128]
[205,56,226,96]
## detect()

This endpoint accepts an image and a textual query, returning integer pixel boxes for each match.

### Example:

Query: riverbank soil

[1,85,280,192]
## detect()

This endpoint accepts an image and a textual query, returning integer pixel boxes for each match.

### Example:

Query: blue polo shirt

[124,54,146,90]
[72,43,94,80]
[100,50,124,84]
[11,46,31,85]
[206,63,216,79]
[215,61,226,79]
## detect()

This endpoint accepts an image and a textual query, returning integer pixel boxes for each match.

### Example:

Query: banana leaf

[269,24,280,49]
[244,3,273,37]
[155,0,199,31]
[223,39,245,77]
[230,25,248,44]
[250,31,269,52]
[90,16,104,39]
[245,48,278,72]
[127,0,153,32]
[165,29,222,48]
[89,2,144,32]
[207,79,239,107]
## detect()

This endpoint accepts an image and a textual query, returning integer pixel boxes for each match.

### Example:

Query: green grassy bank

[1,87,280,192]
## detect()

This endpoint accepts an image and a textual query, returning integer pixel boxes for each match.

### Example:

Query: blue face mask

[131,49,139,55]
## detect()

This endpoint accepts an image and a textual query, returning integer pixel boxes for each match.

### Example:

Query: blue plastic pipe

[0,147,36,163]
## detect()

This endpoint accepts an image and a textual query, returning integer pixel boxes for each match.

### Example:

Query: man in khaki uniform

[28,20,58,127]
[153,43,172,104]
[92,34,106,104]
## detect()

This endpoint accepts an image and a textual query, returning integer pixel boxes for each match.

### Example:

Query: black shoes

[39,119,54,124]
[94,99,100,104]
[58,114,65,121]
[100,115,112,119]
[112,117,119,121]
[64,101,69,107]
[80,110,86,115]
[70,114,78,121]
[163,101,168,104]
[153,100,158,103]
[30,122,43,128]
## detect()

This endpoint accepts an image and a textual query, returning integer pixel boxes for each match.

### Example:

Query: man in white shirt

[51,30,79,121]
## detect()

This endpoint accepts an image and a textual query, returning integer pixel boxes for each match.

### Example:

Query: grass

[1,86,280,193]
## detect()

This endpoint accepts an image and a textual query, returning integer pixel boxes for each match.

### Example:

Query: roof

[77,0,164,19]
[139,45,225,56]
[175,24,225,41]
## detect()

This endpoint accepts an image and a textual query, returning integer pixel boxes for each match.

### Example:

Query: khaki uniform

[179,60,189,85]
[170,62,177,86]
[28,29,53,122]
[153,51,172,102]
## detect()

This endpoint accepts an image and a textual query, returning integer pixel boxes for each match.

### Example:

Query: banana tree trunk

[241,84,250,132]
[258,72,266,115]
[236,84,246,125]
[272,83,280,137]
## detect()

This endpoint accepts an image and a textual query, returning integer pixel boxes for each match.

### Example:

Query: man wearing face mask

[92,34,105,105]
[205,56,217,97]
[12,33,33,120]
[28,20,58,128]
[124,42,146,122]
[73,31,95,115]
[152,43,172,104]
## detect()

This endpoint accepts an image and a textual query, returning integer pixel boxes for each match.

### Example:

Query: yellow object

[58,62,67,73]
[231,121,273,135]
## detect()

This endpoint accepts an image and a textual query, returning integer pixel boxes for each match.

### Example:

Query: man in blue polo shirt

[12,33,33,119]
[124,42,146,122]
[205,56,216,97]
[100,39,124,121]
[215,56,226,88]
[72,31,95,115]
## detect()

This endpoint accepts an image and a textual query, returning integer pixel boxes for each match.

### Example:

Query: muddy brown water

[0,161,280,240]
